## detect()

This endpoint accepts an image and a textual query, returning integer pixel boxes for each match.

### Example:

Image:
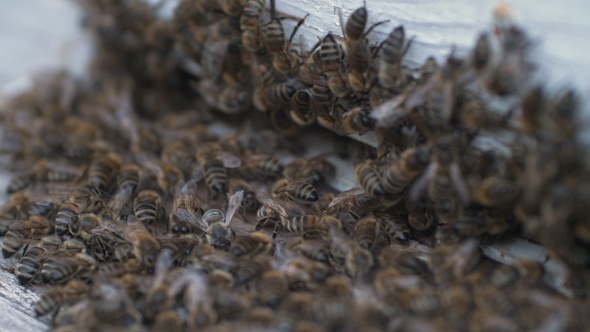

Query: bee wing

[450,163,470,206]
[221,152,242,168]
[408,162,437,203]
[371,94,410,128]
[175,209,207,231]
[256,192,289,219]
[326,188,366,210]
[223,190,243,226]
[190,165,204,182]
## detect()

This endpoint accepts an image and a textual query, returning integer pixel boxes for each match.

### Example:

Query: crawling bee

[15,235,62,285]
[265,15,308,74]
[378,25,413,92]
[123,216,161,268]
[272,178,319,204]
[230,231,273,257]
[195,143,242,195]
[340,3,388,92]
[229,179,260,213]
[169,179,204,235]
[190,190,244,250]
[133,190,161,226]
[87,152,122,190]
[35,279,88,317]
[320,33,349,97]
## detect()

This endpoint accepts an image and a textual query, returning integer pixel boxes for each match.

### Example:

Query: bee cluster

[0,0,589,331]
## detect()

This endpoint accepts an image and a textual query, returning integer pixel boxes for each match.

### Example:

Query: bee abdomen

[204,160,228,193]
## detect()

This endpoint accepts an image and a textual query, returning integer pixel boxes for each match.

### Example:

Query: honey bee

[15,235,61,285]
[240,0,266,52]
[161,140,197,177]
[472,32,491,75]
[312,276,353,330]
[328,227,374,278]
[459,95,514,132]
[322,188,378,217]
[320,33,349,97]
[242,152,284,179]
[1,231,28,258]
[340,4,387,92]
[472,176,519,208]
[235,255,272,285]
[6,172,36,194]
[102,164,140,219]
[272,178,319,204]
[229,179,260,212]
[170,179,204,235]
[35,279,88,317]
[253,83,297,112]
[409,136,470,210]
[133,190,161,226]
[340,106,375,135]
[407,205,438,233]
[265,16,307,74]
[87,152,122,190]
[519,85,546,136]
[55,186,105,235]
[5,215,52,240]
[230,231,273,257]
[379,217,411,245]
[378,25,413,92]
[354,160,385,196]
[290,89,316,126]
[152,309,186,332]
[195,143,242,195]
[192,190,244,250]
[283,236,330,263]
[311,77,336,129]
[258,270,289,308]
[40,252,97,285]
[123,216,161,267]
[283,153,335,184]
[69,213,102,237]
[353,215,382,250]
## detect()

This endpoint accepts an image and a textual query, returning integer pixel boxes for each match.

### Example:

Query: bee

[407,205,438,233]
[229,179,260,212]
[378,25,413,92]
[459,95,514,132]
[340,106,375,135]
[242,152,284,179]
[379,216,412,244]
[328,227,374,278]
[519,85,546,136]
[312,276,353,330]
[193,190,244,250]
[161,140,197,177]
[265,15,308,74]
[258,270,288,308]
[409,135,470,210]
[272,178,319,204]
[320,33,349,97]
[195,143,242,195]
[323,188,379,217]
[340,4,388,92]
[235,255,272,285]
[240,0,266,52]
[35,279,88,317]
[472,32,491,74]
[290,89,316,126]
[472,176,519,207]
[102,164,140,220]
[5,215,52,240]
[1,231,28,258]
[153,309,186,332]
[6,172,35,194]
[355,160,385,196]
[133,190,161,226]
[170,179,204,235]
[123,217,161,267]
[69,213,102,237]
[169,268,217,328]
[353,215,382,250]
[253,83,297,112]
[15,235,61,285]
[283,153,335,184]
[87,152,122,190]
[311,76,336,129]
[55,186,104,235]
[40,252,97,285]
[97,258,141,278]
[283,236,330,263]
[230,231,273,257]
